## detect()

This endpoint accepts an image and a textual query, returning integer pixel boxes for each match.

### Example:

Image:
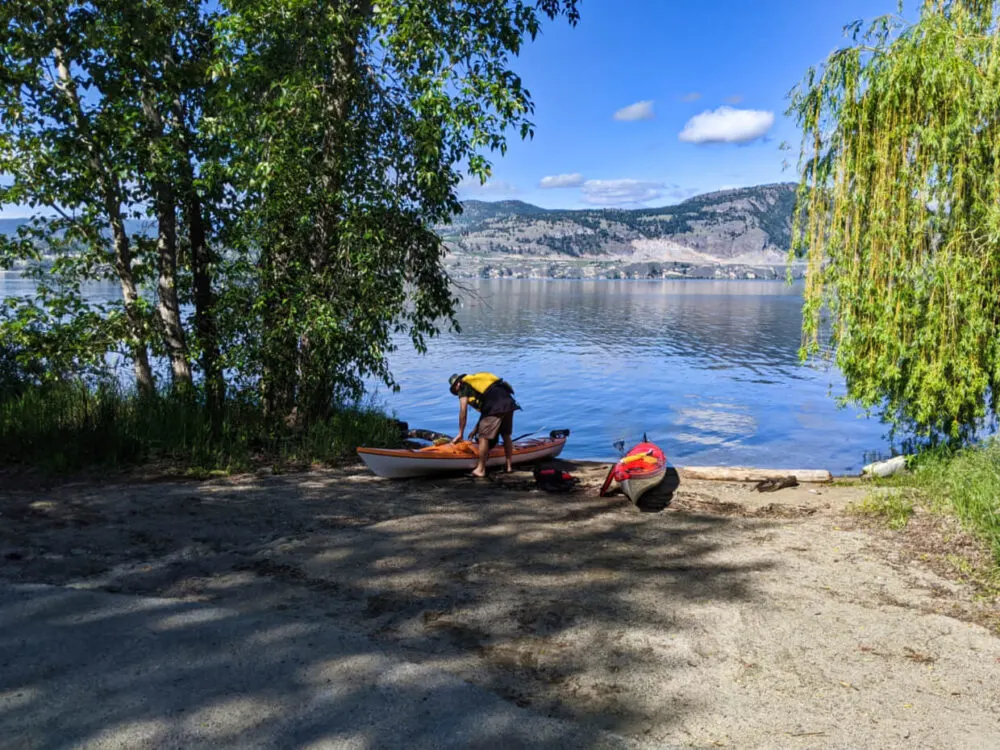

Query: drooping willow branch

[789,0,1000,442]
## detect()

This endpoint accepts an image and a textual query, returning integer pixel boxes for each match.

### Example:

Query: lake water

[1,272,891,473]
[373,280,890,473]
[0,272,122,303]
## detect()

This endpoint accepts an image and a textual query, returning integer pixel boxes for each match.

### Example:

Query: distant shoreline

[1,267,808,292]
[452,275,804,284]
[446,260,807,282]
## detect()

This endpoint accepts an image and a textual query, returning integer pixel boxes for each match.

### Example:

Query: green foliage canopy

[0,0,579,426]
[790,0,1000,442]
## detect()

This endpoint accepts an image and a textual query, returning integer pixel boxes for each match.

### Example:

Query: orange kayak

[358,432,568,478]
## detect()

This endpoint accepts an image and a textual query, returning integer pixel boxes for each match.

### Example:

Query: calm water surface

[1,273,890,473]
[0,272,121,303]
[374,280,889,473]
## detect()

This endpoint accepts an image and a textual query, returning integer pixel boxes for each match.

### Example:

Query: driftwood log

[754,476,799,492]
[676,466,833,483]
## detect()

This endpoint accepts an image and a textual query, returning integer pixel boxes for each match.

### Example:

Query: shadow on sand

[0,461,772,748]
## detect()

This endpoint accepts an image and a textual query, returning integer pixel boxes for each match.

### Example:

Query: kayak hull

[358,436,566,479]
[620,465,667,503]
[601,441,668,504]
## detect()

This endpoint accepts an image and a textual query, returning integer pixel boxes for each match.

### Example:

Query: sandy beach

[2,462,998,748]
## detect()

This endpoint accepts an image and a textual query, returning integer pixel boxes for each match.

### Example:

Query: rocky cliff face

[439,183,802,280]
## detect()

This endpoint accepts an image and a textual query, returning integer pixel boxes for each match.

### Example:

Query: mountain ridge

[454,181,795,221]
[441,182,802,280]
[3,183,802,280]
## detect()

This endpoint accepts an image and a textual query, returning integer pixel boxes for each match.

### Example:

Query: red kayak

[599,441,667,503]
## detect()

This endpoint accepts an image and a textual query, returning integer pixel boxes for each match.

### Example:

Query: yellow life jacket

[461,372,502,410]
[621,452,657,466]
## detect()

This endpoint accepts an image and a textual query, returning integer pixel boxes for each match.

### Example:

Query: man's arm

[452,397,469,443]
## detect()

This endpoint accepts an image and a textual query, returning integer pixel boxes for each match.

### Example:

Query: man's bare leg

[502,431,513,472]
[472,436,490,477]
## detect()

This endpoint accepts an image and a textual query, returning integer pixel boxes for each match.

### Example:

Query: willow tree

[790,0,1000,443]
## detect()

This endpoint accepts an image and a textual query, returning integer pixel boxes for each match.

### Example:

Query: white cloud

[539,173,585,189]
[681,92,702,103]
[613,100,654,122]
[458,177,519,197]
[581,179,664,206]
[678,106,774,144]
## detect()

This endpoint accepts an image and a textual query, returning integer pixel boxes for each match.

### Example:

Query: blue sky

[458,0,905,209]
[1,0,906,219]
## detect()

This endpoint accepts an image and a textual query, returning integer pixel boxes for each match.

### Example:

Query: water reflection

[447,280,810,376]
[0,271,121,304]
[379,279,888,473]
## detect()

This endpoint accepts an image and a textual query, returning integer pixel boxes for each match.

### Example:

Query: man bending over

[448,372,520,477]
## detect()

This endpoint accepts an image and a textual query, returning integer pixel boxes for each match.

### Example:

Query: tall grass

[0,382,401,473]
[907,440,1000,563]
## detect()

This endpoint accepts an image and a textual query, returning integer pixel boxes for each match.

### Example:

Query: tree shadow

[635,466,680,513]
[0,584,632,750]
[0,465,778,747]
